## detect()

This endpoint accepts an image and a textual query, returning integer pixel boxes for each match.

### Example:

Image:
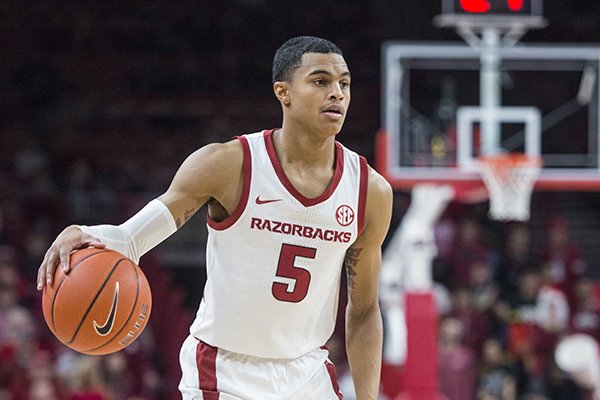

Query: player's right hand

[37,225,105,290]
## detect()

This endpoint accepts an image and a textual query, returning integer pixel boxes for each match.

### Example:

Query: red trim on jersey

[263,129,344,207]
[324,359,344,399]
[196,340,219,399]
[207,135,251,230]
[357,156,368,236]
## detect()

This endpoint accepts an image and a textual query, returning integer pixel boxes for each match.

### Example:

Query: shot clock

[435,0,547,31]
[441,0,543,17]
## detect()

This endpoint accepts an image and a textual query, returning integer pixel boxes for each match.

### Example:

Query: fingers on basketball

[41,247,152,355]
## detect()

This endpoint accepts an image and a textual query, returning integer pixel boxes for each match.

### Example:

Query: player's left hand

[37,225,105,290]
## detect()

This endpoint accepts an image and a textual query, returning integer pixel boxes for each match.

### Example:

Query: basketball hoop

[476,153,542,221]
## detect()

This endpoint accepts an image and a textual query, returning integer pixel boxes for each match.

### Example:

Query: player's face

[281,52,351,137]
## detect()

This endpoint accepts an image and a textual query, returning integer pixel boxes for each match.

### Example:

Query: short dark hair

[272,36,343,84]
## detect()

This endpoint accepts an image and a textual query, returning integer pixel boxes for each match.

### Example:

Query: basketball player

[37,36,393,400]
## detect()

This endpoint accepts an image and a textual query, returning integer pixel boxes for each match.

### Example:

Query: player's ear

[273,81,291,105]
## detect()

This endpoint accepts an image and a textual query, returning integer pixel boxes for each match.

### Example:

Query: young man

[37,36,393,400]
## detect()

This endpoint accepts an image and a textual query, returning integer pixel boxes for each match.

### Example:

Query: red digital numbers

[461,0,490,13]
[460,0,524,13]
[272,244,316,303]
[508,0,523,11]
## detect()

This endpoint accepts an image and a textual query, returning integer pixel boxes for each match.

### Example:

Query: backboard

[377,42,600,194]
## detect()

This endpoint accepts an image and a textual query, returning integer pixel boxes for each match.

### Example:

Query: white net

[477,154,542,221]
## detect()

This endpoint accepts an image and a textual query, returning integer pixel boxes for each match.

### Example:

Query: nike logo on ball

[94,282,119,336]
[255,195,282,205]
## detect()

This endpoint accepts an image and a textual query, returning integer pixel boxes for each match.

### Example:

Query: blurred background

[2,1,600,399]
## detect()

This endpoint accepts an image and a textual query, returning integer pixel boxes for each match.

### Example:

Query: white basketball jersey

[190,129,368,359]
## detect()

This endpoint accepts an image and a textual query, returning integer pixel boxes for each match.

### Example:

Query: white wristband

[79,199,177,264]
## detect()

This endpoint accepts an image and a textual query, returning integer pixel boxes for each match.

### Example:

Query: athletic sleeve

[79,199,177,264]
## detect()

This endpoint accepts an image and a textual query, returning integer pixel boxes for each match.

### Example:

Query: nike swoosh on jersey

[255,195,282,205]
[93,281,119,336]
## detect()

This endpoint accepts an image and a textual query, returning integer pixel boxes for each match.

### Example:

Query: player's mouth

[322,104,344,120]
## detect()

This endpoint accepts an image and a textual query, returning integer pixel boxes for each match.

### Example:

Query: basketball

[42,247,152,355]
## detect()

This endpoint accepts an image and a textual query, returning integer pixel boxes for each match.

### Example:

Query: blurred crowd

[429,210,600,400]
[0,246,165,400]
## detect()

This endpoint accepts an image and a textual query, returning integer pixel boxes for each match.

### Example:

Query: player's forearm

[79,199,177,263]
[345,304,383,400]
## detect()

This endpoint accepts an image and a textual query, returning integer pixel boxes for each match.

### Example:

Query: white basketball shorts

[178,335,344,400]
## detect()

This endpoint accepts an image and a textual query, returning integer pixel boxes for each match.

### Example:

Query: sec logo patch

[336,205,355,226]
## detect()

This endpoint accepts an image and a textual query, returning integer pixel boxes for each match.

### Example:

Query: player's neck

[273,127,336,168]
[272,128,338,198]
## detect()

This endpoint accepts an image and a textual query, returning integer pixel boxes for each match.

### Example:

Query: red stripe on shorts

[324,359,344,400]
[196,340,219,400]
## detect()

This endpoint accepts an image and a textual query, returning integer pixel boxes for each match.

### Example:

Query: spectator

[449,286,494,355]
[469,259,500,312]
[498,222,538,296]
[529,286,570,395]
[11,350,64,400]
[477,338,517,400]
[434,214,457,262]
[101,346,164,400]
[569,276,600,342]
[494,268,542,353]
[56,354,107,400]
[539,216,587,308]
[0,259,28,393]
[438,316,476,400]
[0,260,31,346]
[432,214,457,287]
[447,217,492,289]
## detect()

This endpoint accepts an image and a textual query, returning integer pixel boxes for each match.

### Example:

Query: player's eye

[340,80,350,89]
[314,79,326,86]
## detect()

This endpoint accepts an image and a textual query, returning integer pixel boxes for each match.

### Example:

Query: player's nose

[328,82,345,100]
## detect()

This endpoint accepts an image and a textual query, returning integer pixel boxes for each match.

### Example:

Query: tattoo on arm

[184,208,195,222]
[344,247,363,291]
[176,208,197,229]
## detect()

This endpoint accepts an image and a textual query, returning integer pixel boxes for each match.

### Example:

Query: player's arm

[37,140,244,289]
[345,167,393,400]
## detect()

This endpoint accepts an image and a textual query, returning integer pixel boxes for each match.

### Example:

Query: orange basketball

[42,247,152,355]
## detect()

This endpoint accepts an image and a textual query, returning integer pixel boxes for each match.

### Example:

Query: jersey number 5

[272,244,316,303]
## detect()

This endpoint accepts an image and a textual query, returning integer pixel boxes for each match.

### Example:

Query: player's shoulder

[366,165,393,202]
[186,137,244,168]
[171,137,246,192]
[368,165,392,196]
[203,137,245,157]
[193,131,265,162]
